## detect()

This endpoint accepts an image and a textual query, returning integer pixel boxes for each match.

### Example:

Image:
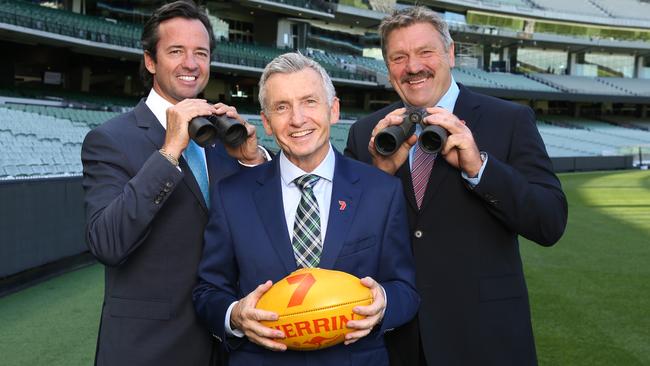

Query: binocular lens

[375,122,416,156]
[189,117,217,147]
[375,130,399,156]
[419,125,447,154]
[222,124,248,146]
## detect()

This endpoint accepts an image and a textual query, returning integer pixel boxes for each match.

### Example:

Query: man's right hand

[230,280,287,351]
[161,99,218,159]
[368,107,417,175]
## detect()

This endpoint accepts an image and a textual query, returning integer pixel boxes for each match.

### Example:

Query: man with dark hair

[138,0,216,90]
[81,1,268,365]
[345,6,567,366]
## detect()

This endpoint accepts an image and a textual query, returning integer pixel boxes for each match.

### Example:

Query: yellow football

[255,267,373,351]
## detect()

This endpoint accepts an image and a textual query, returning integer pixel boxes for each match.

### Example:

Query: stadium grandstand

[1,0,649,290]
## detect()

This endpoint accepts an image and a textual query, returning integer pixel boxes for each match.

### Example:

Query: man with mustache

[345,6,567,366]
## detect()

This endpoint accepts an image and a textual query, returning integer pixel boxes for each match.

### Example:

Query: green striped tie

[292,174,322,268]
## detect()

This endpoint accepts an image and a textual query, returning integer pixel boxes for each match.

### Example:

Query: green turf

[521,170,650,365]
[0,265,103,366]
[0,170,648,365]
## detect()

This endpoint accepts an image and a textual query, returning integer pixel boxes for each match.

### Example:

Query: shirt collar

[437,75,460,112]
[145,88,174,130]
[280,144,335,187]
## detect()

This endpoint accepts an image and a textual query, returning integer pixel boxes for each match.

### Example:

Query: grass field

[0,170,648,366]
[522,170,650,365]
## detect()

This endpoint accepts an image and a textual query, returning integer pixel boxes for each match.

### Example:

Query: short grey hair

[258,52,336,113]
[379,6,453,60]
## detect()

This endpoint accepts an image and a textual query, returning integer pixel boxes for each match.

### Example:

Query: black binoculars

[188,114,248,148]
[374,108,448,156]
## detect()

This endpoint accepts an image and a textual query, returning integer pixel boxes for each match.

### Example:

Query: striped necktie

[184,140,210,208]
[411,144,436,209]
[292,174,322,268]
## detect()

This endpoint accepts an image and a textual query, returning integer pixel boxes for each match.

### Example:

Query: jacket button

[154,198,161,205]
[165,181,173,188]
[414,230,423,238]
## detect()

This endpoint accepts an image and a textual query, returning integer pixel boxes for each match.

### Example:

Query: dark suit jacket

[193,150,420,366]
[345,84,568,366]
[81,100,240,365]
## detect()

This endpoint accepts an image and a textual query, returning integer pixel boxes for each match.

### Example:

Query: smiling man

[193,52,419,366]
[81,1,267,365]
[345,6,568,366]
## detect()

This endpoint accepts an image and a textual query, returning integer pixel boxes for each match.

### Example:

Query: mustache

[401,71,433,83]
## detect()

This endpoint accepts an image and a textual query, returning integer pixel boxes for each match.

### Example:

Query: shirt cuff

[238,146,271,167]
[379,284,387,320]
[461,151,488,187]
[225,301,245,338]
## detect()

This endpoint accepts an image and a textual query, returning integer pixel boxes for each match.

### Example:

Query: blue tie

[184,140,210,208]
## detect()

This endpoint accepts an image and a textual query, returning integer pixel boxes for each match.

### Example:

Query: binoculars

[188,114,248,148]
[374,108,448,156]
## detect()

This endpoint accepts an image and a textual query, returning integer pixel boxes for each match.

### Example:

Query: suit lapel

[205,142,240,183]
[203,142,241,213]
[417,157,451,211]
[319,152,361,269]
[396,162,417,212]
[253,160,296,274]
[135,100,165,149]
[135,100,210,214]
[454,84,482,134]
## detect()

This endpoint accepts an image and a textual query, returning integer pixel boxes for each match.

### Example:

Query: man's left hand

[344,277,386,345]
[423,107,482,177]
[214,103,266,165]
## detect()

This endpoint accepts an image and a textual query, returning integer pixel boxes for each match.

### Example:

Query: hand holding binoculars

[188,114,248,148]
[374,108,448,156]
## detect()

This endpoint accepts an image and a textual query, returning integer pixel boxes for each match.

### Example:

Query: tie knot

[295,174,320,191]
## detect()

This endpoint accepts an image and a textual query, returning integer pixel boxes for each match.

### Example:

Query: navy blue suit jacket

[345,84,568,366]
[193,149,419,366]
[82,100,240,365]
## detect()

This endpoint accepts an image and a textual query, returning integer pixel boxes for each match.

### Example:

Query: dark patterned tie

[411,144,436,209]
[292,174,322,268]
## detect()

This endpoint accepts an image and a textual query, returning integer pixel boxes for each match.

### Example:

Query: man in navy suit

[81,2,268,365]
[193,52,419,366]
[345,6,568,366]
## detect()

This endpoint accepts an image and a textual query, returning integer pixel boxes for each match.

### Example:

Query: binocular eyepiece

[189,115,248,148]
[374,108,448,156]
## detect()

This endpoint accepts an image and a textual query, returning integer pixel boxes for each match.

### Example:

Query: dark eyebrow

[165,45,210,53]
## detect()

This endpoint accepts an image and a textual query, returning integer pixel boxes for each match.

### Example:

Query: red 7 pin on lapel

[338,200,346,211]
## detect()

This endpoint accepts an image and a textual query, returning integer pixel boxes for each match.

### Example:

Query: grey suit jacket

[81,100,240,365]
